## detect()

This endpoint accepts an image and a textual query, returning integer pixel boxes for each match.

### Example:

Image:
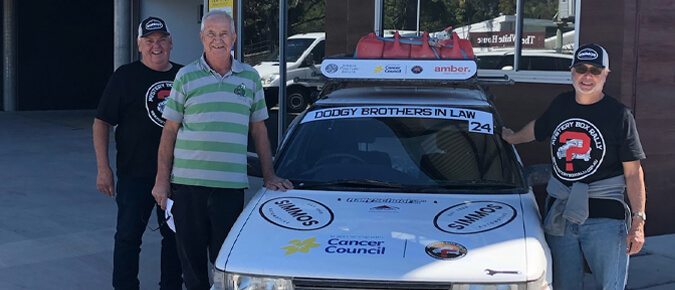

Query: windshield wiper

[294,179,404,189]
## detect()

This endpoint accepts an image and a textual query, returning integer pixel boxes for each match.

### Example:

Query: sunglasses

[573,65,603,75]
[144,212,172,231]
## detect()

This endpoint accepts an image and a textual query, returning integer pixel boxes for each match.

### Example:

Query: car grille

[293,278,452,290]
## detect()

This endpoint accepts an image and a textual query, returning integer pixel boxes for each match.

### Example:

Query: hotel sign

[470,31,545,48]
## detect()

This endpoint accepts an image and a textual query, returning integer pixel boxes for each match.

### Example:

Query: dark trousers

[170,184,245,290]
[113,178,183,290]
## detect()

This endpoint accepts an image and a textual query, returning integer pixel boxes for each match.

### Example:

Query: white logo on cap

[145,19,164,30]
[577,48,599,60]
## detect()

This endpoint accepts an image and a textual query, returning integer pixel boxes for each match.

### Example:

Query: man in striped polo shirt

[152,10,293,290]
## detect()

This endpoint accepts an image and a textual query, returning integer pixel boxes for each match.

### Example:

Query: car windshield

[264,38,315,63]
[275,110,524,192]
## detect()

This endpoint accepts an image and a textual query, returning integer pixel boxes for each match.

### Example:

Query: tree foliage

[244,0,325,51]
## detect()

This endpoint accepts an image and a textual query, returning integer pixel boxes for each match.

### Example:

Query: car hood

[219,189,546,283]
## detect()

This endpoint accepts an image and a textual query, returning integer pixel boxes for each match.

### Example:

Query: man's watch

[632,211,647,222]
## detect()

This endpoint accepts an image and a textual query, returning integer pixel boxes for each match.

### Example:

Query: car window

[476,55,507,70]
[310,40,325,64]
[477,53,572,71]
[275,112,523,191]
[265,38,315,62]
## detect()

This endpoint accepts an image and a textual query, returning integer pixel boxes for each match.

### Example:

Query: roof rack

[318,54,512,84]
[312,56,513,102]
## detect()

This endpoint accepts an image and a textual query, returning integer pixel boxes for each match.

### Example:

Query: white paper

[165,198,176,233]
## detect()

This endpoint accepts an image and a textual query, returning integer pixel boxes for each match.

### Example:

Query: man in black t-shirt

[502,44,646,289]
[93,16,183,290]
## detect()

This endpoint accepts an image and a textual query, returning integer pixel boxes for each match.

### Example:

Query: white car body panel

[217,188,549,283]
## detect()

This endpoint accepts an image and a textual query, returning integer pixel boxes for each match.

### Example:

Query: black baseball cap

[138,16,171,38]
[570,43,609,69]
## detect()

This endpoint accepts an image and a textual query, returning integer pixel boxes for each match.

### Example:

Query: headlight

[451,271,550,290]
[261,73,280,85]
[452,284,522,290]
[212,270,293,290]
[524,271,551,290]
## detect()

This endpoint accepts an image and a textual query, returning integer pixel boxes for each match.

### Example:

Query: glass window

[382,0,579,83]
[264,38,316,63]
[310,40,325,64]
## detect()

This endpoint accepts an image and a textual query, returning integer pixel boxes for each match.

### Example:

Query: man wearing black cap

[93,16,183,290]
[502,43,646,289]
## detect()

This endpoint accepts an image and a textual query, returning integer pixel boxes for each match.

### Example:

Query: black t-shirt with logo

[534,91,645,186]
[96,61,182,178]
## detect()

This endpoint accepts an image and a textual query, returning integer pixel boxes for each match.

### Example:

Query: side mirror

[247,155,263,178]
[524,163,551,187]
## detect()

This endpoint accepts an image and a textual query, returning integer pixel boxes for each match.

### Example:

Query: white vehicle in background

[254,32,325,113]
[475,49,574,71]
[213,57,552,290]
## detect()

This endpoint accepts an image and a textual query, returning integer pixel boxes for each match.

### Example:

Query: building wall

[325,0,373,57]
[629,0,675,236]
[140,0,204,65]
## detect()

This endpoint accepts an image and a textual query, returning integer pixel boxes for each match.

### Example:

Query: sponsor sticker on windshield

[302,106,493,134]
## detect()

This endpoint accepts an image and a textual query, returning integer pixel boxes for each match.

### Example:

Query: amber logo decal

[281,237,321,255]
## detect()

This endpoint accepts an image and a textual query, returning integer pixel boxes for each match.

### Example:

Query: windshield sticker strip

[302,106,493,134]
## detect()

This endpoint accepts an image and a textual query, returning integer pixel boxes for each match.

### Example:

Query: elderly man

[93,16,183,290]
[152,10,293,290]
[502,43,646,289]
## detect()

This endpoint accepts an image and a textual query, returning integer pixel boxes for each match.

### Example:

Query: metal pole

[374,0,383,36]
[277,0,288,145]
[416,0,420,36]
[556,25,563,53]
[513,0,524,71]
[114,0,131,70]
[3,0,17,111]
[236,0,243,62]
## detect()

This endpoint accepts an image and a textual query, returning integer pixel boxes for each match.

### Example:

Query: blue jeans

[546,218,629,290]
[113,177,183,290]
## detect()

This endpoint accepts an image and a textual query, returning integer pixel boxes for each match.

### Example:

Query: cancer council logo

[281,237,321,255]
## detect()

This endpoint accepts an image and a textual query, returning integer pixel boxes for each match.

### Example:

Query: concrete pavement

[0,110,673,290]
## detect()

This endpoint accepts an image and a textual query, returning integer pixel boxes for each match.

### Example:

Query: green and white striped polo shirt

[163,55,268,189]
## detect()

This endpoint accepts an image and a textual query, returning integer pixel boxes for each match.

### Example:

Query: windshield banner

[302,106,493,134]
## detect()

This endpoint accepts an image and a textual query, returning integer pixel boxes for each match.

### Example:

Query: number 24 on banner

[470,121,492,133]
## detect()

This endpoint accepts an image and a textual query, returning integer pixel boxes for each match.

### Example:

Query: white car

[254,32,325,113]
[476,49,574,71]
[213,59,552,290]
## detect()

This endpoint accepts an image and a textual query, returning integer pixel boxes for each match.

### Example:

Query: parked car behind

[254,32,325,113]
[476,49,574,71]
